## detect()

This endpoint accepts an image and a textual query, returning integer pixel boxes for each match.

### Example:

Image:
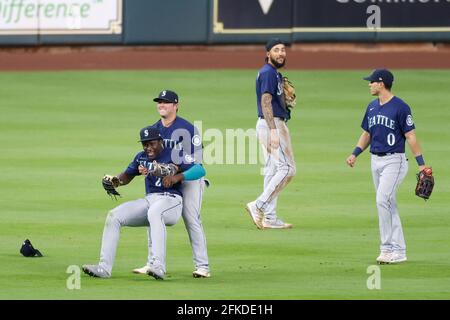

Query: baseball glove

[102,175,121,200]
[415,168,434,200]
[283,76,297,109]
[148,161,179,178]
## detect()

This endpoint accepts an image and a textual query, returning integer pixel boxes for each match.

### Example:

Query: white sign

[0,0,122,35]
[258,0,274,15]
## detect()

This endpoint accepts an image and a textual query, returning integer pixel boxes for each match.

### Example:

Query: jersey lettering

[163,139,183,150]
[139,160,151,169]
[361,96,415,154]
[368,115,395,130]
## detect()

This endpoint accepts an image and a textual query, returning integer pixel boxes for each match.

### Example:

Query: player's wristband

[415,155,425,166]
[352,147,363,157]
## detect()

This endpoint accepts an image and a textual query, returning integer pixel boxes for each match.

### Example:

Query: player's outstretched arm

[346,131,370,167]
[115,172,134,186]
[102,172,134,200]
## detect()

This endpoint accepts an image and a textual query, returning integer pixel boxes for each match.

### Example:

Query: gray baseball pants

[255,118,296,219]
[99,193,182,275]
[371,153,408,254]
[146,179,209,271]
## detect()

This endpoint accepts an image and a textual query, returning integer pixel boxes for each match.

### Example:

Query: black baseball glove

[102,175,121,200]
[415,168,434,200]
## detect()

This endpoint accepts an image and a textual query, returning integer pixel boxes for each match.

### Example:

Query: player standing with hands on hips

[246,38,296,229]
[346,69,431,264]
[132,90,211,278]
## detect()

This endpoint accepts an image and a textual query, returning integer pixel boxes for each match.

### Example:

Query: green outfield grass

[0,69,449,299]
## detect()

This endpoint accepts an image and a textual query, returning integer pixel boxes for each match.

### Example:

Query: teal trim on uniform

[183,164,206,181]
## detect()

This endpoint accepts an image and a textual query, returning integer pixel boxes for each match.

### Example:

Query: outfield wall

[0,0,449,46]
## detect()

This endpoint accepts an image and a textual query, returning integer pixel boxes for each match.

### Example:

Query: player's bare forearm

[116,172,133,186]
[405,130,423,156]
[261,93,276,129]
[405,130,429,170]
[357,131,371,150]
[261,93,280,151]
[346,131,370,168]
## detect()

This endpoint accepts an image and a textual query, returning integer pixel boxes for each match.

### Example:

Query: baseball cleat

[376,252,393,264]
[245,201,264,229]
[82,264,111,278]
[262,218,293,229]
[390,253,407,264]
[193,268,211,278]
[132,265,151,274]
[147,265,165,280]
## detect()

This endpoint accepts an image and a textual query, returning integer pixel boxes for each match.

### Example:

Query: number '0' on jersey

[361,96,415,154]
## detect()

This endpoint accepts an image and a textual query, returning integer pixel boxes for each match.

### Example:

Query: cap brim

[153,98,176,103]
[363,76,375,81]
[138,138,162,143]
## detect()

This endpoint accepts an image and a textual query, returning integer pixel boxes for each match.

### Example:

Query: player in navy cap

[153,89,179,104]
[346,68,431,264]
[82,125,206,280]
[363,68,394,87]
[245,38,297,230]
[132,89,211,279]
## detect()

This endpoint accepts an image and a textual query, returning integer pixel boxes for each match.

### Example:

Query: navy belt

[259,116,287,122]
[372,152,396,157]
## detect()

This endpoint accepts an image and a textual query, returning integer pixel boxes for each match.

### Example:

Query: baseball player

[246,38,296,230]
[346,68,431,264]
[132,90,211,278]
[82,126,206,280]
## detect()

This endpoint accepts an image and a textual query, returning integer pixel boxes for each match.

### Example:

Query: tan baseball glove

[283,76,297,109]
[148,161,179,178]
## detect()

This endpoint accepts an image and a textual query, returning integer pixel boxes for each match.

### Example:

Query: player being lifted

[82,126,206,280]
[132,90,211,278]
[246,38,297,229]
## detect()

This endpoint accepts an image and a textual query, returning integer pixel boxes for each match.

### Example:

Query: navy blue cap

[266,38,284,52]
[153,90,179,103]
[363,69,394,87]
[20,239,43,257]
[139,126,162,143]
